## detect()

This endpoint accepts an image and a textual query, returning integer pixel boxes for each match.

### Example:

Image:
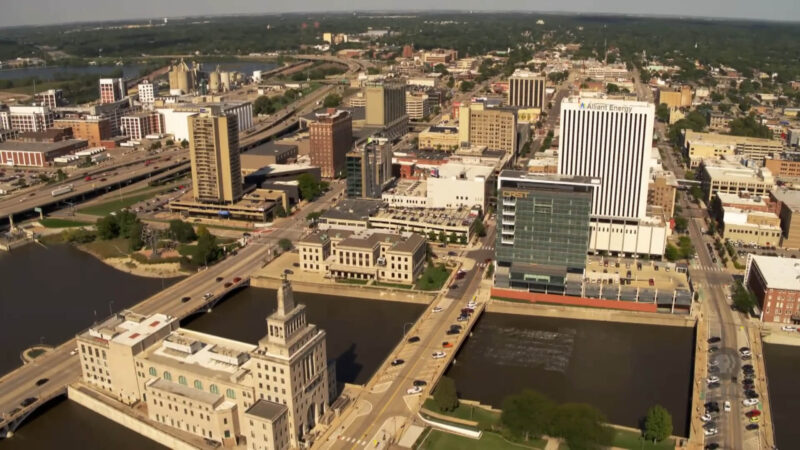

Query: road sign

[33,207,42,213]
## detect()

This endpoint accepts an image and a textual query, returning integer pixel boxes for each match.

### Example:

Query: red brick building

[309,109,352,178]
[745,254,800,324]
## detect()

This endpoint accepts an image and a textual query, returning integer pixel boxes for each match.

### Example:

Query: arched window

[194,380,203,390]
[148,367,157,376]
[163,371,172,381]
[210,384,219,395]
[226,388,236,399]
[178,375,187,385]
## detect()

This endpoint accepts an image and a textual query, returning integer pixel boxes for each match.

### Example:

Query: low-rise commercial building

[240,143,298,175]
[0,139,87,167]
[405,92,431,120]
[745,254,800,324]
[418,126,459,150]
[683,130,783,167]
[721,207,782,247]
[770,188,800,249]
[764,154,800,179]
[53,116,114,148]
[298,229,426,284]
[368,207,478,243]
[0,129,18,143]
[700,161,775,202]
[0,105,54,132]
[648,171,678,218]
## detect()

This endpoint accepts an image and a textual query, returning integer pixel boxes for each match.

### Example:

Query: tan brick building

[53,117,114,148]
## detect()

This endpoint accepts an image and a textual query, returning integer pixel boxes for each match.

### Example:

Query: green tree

[433,376,459,412]
[449,232,458,243]
[323,93,342,108]
[433,63,449,75]
[474,219,486,237]
[193,226,221,266]
[129,221,145,251]
[606,83,620,94]
[656,103,671,123]
[168,219,197,243]
[550,403,614,450]
[278,238,292,251]
[297,173,322,201]
[664,244,680,262]
[674,216,688,233]
[181,139,189,148]
[438,231,447,245]
[732,281,757,313]
[643,405,673,443]
[446,76,455,89]
[115,210,141,239]
[96,215,120,240]
[729,115,772,138]
[501,389,555,441]
[459,80,475,92]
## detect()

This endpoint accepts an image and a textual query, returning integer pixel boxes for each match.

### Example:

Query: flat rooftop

[717,192,771,207]
[245,141,298,157]
[384,179,427,197]
[321,198,381,222]
[143,328,256,378]
[0,139,87,154]
[685,130,782,147]
[585,256,690,292]
[499,169,600,186]
[84,311,174,347]
[372,206,476,228]
[246,399,288,421]
[435,162,494,181]
[749,254,800,291]
[147,377,222,405]
[771,188,800,210]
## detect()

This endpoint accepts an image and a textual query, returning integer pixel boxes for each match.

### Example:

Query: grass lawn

[80,237,131,259]
[335,278,369,285]
[422,398,501,430]
[611,428,675,450]
[26,349,46,359]
[39,217,92,228]
[418,429,546,450]
[78,191,159,216]
[415,264,451,291]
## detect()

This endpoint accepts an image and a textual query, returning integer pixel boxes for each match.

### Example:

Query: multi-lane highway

[0,181,344,435]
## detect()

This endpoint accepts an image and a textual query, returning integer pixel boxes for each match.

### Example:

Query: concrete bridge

[0,387,67,438]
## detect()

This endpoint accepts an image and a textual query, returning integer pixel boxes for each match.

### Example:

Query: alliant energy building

[76,280,334,449]
[558,97,668,257]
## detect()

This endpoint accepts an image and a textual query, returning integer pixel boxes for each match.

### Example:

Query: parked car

[406,386,423,395]
[749,416,760,423]
[723,401,731,412]
[407,336,420,343]
[706,376,720,384]
[181,296,191,303]
[782,325,797,332]
[432,351,446,359]
[390,359,404,366]
[442,342,454,348]
[703,428,718,437]
[740,347,752,356]
[432,306,443,313]
[20,397,37,407]
[745,423,760,431]
[413,380,427,387]
[35,378,48,386]
[743,398,759,407]
[203,292,213,299]
[746,409,761,418]
[700,413,713,422]
[707,336,721,344]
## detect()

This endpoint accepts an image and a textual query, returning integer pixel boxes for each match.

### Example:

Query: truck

[51,184,74,197]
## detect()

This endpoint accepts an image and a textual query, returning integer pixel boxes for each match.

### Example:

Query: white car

[406,386,423,395]
[743,398,759,407]
[203,292,213,299]
[69,348,78,356]
[432,306,443,313]
[707,376,720,384]
[723,401,731,412]
[703,428,718,437]
[782,326,797,332]
[432,351,446,359]
[700,413,713,422]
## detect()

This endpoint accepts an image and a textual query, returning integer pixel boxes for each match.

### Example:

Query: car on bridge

[413,380,427,387]
[390,359,404,366]
[442,342,453,348]
[432,351,446,359]
[743,398,759,407]
[35,378,48,386]
[181,296,191,303]
[406,386,423,395]
[20,397,37,407]
[407,336,420,343]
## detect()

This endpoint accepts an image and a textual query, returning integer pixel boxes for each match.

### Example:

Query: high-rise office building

[365,82,406,126]
[309,109,352,178]
[137,80,156,104]
[99,78,126,104]
[508,69,546,109]
[558,97,654,220]
[346,137,392,198]
[495,170,597,294]
[458,103,518,153]
[189,111,242,204]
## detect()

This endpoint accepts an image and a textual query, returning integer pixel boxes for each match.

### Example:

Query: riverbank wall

[68,384,203,450]
[251,275,435,304]
[487,299,696,328]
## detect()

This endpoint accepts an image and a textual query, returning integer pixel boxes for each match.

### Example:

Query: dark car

[181,296,191,303]
[745,424,759,431]
[449,284,458,290]
[446,329,460,335]
[413,380,427,387]
[35,378,48,386]
[708,366,720,374]
[447,251,457,256]
[20,397,37,407]
[216,277,224,282]
[407,336,420,343]
[708,347,719,353]
[707,336,721,344]
[705,444,721,450]
[703,422,717,430]
[224,282,233,288]
[233,277,242,283]
[708,382,721,389]
[742,364,754,371]
[745,391,759,399]
[390,359,404,366]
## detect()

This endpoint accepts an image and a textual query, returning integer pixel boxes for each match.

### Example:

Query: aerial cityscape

[1,5,800,450]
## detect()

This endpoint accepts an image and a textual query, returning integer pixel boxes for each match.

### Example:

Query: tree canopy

[643,405,673,443]
[433,376,459,412]
[729,115,772,139]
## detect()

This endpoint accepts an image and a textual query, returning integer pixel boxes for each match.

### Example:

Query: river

[0,244,181,375]
[0,61,277,82]
[763,343,800,449]
[445,312,695,437]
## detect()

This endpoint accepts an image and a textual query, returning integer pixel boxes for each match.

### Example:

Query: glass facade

[496,173,594,293]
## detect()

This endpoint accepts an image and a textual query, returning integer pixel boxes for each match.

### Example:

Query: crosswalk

[338,435,367,446]
[476,262,490,268]
[696,266,727,272]
[480,245,494,251]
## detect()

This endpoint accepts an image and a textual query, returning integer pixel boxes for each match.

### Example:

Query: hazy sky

[1,0,798,28]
